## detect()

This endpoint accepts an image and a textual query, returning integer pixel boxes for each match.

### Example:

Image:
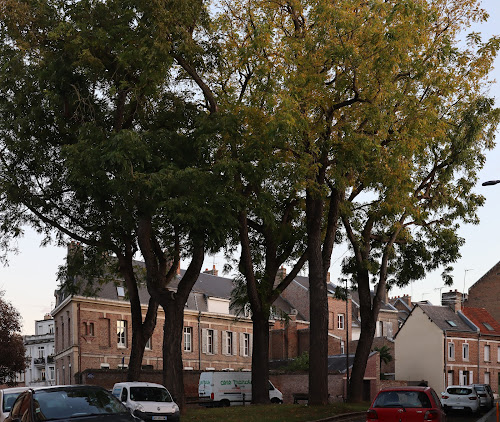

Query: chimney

[44,313,52,320]
[441,289,464,312]
[203,265,218,276]
[274,266,287,287]
[402,295,412,309]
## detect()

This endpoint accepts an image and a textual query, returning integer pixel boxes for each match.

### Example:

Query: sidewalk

[477,403,499,422]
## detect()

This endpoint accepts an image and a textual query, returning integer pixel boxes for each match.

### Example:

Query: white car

[112,382,179,422]
[0,387,28,422]
[441,385,480,413]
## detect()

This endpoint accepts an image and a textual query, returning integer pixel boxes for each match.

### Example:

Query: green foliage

[0,291,25,385]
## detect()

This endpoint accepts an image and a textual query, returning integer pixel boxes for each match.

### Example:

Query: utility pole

[344,278,349,402]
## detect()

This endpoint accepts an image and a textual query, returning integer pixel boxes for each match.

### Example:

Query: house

[51,267,254,385]
[269,270,352,359]
[465,260,500,323]
[23,315,56,386]
[394,291,500,395]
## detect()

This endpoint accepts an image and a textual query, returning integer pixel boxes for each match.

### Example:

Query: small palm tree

[374,345,393,378]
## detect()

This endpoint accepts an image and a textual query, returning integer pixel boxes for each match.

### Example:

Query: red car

[367,387,446,422]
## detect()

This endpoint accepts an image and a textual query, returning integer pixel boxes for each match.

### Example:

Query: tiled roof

[462,307,500,335]
[418,304,477,333]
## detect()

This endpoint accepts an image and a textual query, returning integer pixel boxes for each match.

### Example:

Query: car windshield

[129,387,172,403]
[33,387,127,421]
[373,391,432,408]
[474,386,485,391]
[447,388,473,395]
[3,393,22,413]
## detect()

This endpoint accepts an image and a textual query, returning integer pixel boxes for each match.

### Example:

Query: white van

[112,382,180,421]
[198,371,283,406]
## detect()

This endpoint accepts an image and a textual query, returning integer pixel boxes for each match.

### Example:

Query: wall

[466,263,500,323]
[395,307,444,392]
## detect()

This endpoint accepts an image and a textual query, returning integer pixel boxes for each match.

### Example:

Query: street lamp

[481,180,500,186]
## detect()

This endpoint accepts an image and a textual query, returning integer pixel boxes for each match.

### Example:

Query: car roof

[32,385,108,393]
[113,382,165,389]
[0,387,29,395]
[380,386,430,392]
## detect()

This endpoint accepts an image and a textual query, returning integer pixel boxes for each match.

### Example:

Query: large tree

[0,0,229,407]
[212,0,499,404]
[0,291,25,385]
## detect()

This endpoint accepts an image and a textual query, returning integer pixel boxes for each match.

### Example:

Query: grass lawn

[183,402,369,422]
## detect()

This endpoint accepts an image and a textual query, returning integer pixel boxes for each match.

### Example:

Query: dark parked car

[367,387,446,422]
[471,384,494,409]
[5,385,140,422]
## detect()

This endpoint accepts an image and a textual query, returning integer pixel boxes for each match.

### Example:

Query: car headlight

[172,404,179,413]
[135,404,145,413]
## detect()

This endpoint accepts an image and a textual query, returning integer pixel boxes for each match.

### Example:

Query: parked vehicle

[5,385,136,422]
[440,385,479,414]
[366,386,446,422]
[198,371,283,406]
[112,382,179,422]
[0,387,28,422]
[471,384,494,409]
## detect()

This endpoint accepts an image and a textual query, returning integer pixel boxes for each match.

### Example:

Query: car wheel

[220,399,230,407]
[271,398,282,404]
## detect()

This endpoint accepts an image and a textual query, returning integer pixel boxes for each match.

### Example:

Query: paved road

[476,403,499,422]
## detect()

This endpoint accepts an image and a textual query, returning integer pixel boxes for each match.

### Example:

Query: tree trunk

[306,192,329,406]
[251,312,270,404]
[128,329,147,381]
[161,298,185,408]
[348,270,377,402]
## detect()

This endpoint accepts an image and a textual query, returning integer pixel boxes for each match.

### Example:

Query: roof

[350,291,398,313]
[327,352,377,373]
[462,307,500,335]
[417,304,477,333]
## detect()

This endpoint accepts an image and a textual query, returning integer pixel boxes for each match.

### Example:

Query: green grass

[183,402,369,422]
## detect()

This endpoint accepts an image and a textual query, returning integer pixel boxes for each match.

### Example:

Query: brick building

[395,292,500,395]
[51,268,255,385]
[465,260,500,323]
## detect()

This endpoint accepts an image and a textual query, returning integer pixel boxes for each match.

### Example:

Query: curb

[476,402,498,422]
[308,411,366,422]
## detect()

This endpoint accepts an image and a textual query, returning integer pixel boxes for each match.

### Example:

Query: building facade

[51,270,254,385]
[465,261,500,323]
[23,315,56,386]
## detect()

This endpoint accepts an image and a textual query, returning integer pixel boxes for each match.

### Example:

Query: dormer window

[117,286,125,298]
[446,320,457,327]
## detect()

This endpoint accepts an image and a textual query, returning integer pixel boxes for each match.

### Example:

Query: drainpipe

[77,303,82,383]
[477,332,480,384]
[444,330,448,388]
[198,312,202,371]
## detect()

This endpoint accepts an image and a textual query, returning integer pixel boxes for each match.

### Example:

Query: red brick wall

[465,264,500,323]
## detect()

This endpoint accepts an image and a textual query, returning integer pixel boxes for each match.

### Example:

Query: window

[462,343,469,360]
[446,320,457,327]
[88,322,95,336]
[243,333,250,357]
[484,372,490,384]
[337,314,345,330]
[184,327,192,352]
[38,347,44,358]
[40,368,46,381]
[117,286,125,298]
[484,345,490,361]
[207,329,214,354]
[448,342,455,360]
[340,340,345,354]
[223,331,234,355]
[483,322,494,331]
[117,320,127,348]
[145,337,152,350]
[447,370,454,387]
[49,367,55,380]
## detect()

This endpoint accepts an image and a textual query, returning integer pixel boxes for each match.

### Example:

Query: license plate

[451,406,464,410]
[152,416,167,420]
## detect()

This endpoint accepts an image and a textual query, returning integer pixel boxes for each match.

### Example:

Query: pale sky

[1,0,499,335]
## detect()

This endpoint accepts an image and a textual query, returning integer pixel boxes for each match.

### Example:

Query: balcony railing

[47,355,54,363]
[34,357,45,365]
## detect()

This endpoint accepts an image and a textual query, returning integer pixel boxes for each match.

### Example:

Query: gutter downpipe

[77,303,82,383]
[477,332,480,384]
[444,330,448,389]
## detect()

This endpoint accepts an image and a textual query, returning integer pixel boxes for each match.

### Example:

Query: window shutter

[249,333,253,357]
[459,370,463,385]
[222,331,228,355]
[213,330,218,355]
[232,332,238,356]
[240,333,245,356]
[202,329,207,354]
[469,371,473,384]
